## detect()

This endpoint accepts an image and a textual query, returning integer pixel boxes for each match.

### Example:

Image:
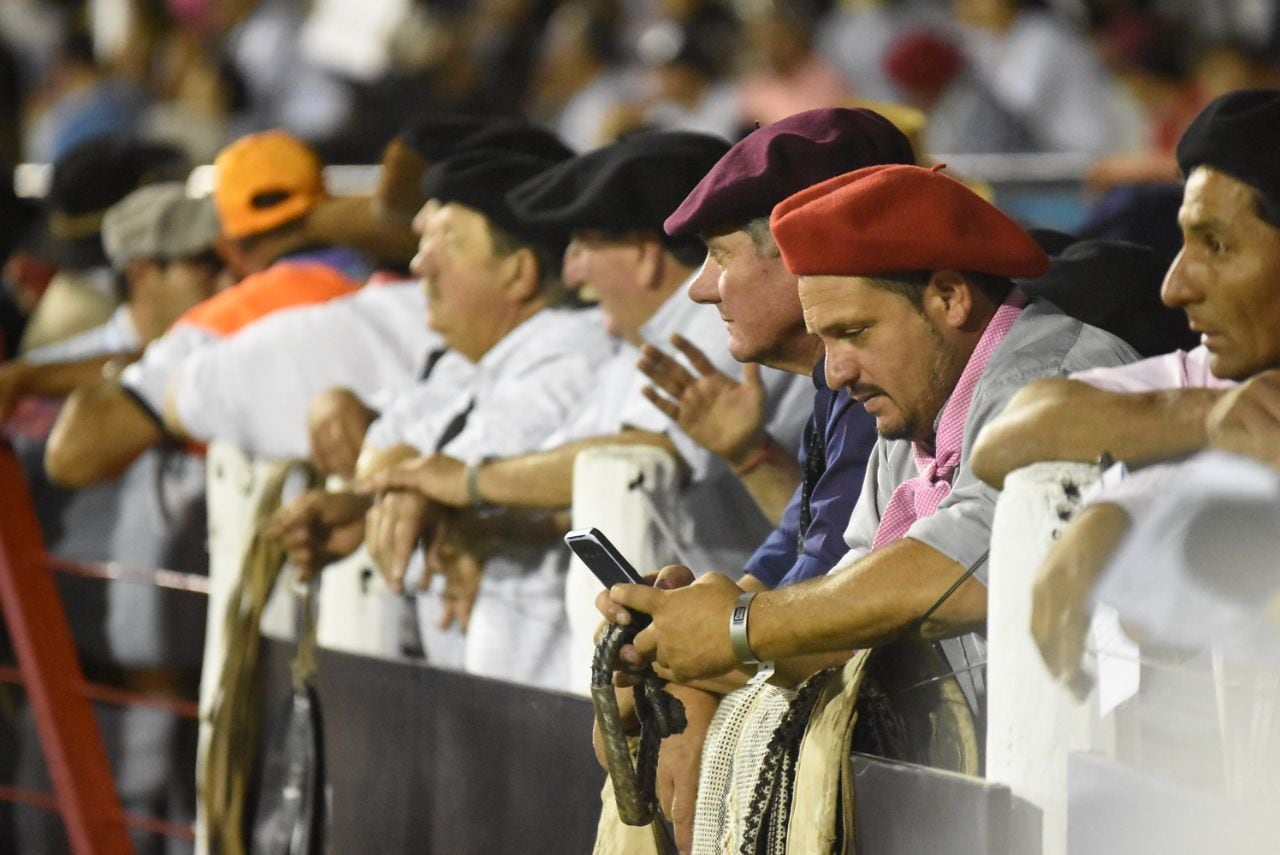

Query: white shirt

[433,306,617,459]
[120,324,216,418]
[171,281,442,460]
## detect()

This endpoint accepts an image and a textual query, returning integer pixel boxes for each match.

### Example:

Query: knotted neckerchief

[871,291,1026,549]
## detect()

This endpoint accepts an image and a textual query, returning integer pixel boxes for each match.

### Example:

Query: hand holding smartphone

[564,527,651,630]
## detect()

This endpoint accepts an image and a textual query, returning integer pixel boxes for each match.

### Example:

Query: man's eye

[841,327,866,340]
[1205,235,1225,254]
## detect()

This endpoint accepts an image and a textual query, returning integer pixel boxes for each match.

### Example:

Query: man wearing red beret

[606,164,1136,715]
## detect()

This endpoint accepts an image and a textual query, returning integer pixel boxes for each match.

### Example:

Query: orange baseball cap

[212,130,325,239]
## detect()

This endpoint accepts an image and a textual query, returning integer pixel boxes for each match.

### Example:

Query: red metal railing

[0,443,206,851]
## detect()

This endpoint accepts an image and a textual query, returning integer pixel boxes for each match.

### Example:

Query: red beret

[770,164,1050,279]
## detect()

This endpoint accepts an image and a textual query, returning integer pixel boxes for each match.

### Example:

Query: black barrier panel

[257,641,1044,855]
[258,640,605,854]
[853,755,1041,855]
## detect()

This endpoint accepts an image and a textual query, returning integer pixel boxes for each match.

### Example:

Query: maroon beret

[770,164,1050,279]
[663,107,915,237]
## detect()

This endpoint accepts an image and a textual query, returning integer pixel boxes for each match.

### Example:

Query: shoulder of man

[177,261,360,338]
[977,299,1139,402]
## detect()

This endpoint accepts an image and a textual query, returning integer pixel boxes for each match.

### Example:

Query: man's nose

[687,258,720,305]
[824,344,859,391]
[1160,248,1196,308]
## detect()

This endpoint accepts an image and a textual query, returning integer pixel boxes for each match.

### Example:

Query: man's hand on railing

[265,488,372,578]
[425,513,484,631]
[307,387,378,480]
[1029,502,1133,698]
[364,489,436,594]
[1206,369,1280,473]
[356,453,468,508]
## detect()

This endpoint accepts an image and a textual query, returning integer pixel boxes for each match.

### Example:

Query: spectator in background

[818,0,944,103]
[25,27,149,163]
[883,28,1035,155]
[16,135,189,358]
[736,0,855,126]
[0,183,224,422]
[528,0,633,152]
[615,17,742,140]
[952,0,1142,153]
[1193,40,1280,98]
[1086,14,1205,191]
[45,130,363,487]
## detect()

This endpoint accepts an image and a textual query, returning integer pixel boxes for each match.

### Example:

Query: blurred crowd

[1,0,1279,170]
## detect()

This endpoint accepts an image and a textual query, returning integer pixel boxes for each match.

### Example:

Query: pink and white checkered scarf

[870,291,1026,550]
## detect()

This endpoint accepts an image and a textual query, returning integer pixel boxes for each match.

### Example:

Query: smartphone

[564,527,650,629]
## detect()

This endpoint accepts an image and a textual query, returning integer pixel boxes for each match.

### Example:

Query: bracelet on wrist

[464,458,490,508]
[729,591,763,665]
[732,440,775,477]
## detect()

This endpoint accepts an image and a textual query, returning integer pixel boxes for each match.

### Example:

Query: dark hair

[1250,187,1280,231]
[487,219,565,299]
[666,234,707,267]
[867,270,1014,310]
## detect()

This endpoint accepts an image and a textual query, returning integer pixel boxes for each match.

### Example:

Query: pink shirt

[1070,345,1235,392]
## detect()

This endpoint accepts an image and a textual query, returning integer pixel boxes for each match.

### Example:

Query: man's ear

[501,246,541,302]
[125,258,156,302]
[925,270,976,331]
[635,238,665,291]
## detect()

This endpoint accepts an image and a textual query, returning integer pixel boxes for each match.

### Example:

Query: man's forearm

[725,436,803,525]
[46,382,163,486]
[18,355,122,398]
[971,377,1220,488]
[747,538,987,661]
[474,430,682,510]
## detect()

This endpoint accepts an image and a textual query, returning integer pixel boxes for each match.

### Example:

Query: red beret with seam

[770,163,1050,279]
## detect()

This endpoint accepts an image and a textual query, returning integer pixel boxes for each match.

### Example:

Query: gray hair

[743,217,781,259]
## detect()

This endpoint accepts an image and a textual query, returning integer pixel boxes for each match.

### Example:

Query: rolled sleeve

[119,325,213,419]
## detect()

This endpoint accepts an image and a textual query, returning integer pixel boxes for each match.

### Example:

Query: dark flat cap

[1176,89,1280,214]
[459,120,575,162]
[665,108,915,237]
[1019,238,1197,358]
[416,122,573,201]
[40,135,190,269]
[507,130,731,236]
[399,113,496,162]
[420,148,571,258]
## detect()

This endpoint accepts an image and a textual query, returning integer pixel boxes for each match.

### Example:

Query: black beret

[398,113,497,162]
[420,148,571,259]
[1018,238,1198,358]
[48,135,189,219]
[1176,89,1280,214]
[458,120,575,162]
[40,135,190,269]
[507,130,731,237]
